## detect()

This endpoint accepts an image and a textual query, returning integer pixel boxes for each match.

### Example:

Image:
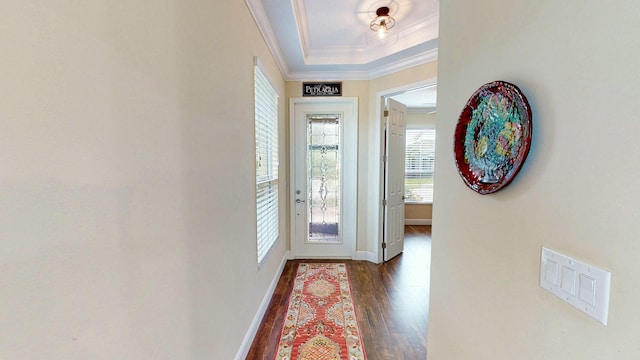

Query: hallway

[246,225,432,360]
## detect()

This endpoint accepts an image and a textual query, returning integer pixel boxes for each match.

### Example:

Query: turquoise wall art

[454,81,532,194]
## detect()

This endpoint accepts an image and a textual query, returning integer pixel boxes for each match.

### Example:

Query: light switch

[579,274,596,306]
[560,266,576,295]
[545,259,559,285]
[540,247,611,325]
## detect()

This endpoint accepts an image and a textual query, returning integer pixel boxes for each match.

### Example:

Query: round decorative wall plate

[454,81,532,194]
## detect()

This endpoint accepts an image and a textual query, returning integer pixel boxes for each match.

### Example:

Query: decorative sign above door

[302,82,342,97]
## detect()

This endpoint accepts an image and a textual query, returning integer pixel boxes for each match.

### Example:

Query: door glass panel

[307,114,341,243]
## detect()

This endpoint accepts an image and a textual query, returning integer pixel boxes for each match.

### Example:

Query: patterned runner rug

[274,263,367,360]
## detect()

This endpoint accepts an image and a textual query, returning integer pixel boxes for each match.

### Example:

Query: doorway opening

[375,80,437,263]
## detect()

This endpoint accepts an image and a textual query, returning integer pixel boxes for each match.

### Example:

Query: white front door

[290,98,358,258]
[383,98,407,261]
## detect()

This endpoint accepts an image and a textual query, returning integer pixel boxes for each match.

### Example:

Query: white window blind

[254,59,279,267]
[405,128,436,203]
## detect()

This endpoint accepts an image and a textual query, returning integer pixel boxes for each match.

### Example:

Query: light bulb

[378,21,387,39]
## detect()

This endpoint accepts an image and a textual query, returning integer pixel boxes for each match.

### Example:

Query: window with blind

[405,128,436,203]
[254,59,279,267]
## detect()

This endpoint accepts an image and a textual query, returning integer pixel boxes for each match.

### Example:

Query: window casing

[254,59,279,267]
[405,128,435,203]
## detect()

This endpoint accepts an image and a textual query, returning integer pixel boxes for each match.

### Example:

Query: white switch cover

[560,265,576,295]
[545,259,559,285]
[579,274,596,306]
[540,247,611,325]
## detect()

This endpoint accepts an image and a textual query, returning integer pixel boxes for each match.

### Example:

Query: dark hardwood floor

[246,225,431,360]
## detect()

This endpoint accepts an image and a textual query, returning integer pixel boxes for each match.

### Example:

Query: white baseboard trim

[404,219,432,226]
[234,250,290,360]
[355,251,378,263]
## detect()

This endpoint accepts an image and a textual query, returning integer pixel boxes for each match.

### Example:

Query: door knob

[296,199,305,204]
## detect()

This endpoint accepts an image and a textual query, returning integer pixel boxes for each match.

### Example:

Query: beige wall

[429,1,640,359]
[405,203,432,223]
[0,1,287,359]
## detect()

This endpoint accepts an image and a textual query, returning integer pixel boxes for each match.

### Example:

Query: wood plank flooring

[246,225,431,360]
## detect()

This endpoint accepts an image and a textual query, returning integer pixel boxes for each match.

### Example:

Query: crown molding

[246,0,438,81]
[300,12,438,66]
[285,48,438,81]
[286,70,372,81]
[291,0,311,59]
[367,48,438,79]
[245,0,290,78]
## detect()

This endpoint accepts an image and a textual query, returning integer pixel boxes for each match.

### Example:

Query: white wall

[406,112,436,128]
[0,1,287,358]
[429,1,640,359]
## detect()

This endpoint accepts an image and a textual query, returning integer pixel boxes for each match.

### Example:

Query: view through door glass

[306,114,341,244]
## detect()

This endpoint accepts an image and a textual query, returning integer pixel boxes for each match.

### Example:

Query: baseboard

[234,251,290,360]
[404,219,432,226]
[355,250,378,263]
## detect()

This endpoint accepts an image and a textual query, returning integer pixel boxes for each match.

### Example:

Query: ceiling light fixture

[370,6,395,39]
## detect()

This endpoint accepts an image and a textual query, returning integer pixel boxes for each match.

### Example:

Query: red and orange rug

[274,263,367,360]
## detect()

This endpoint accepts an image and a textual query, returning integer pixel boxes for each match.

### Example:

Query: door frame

[372,79,437,263]
[289,97,358,259]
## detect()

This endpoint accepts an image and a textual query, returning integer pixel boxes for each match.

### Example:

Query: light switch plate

[540,247,611,325]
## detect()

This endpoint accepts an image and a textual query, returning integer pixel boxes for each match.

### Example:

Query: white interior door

[290,98,358,258]
[383,98,407,261]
